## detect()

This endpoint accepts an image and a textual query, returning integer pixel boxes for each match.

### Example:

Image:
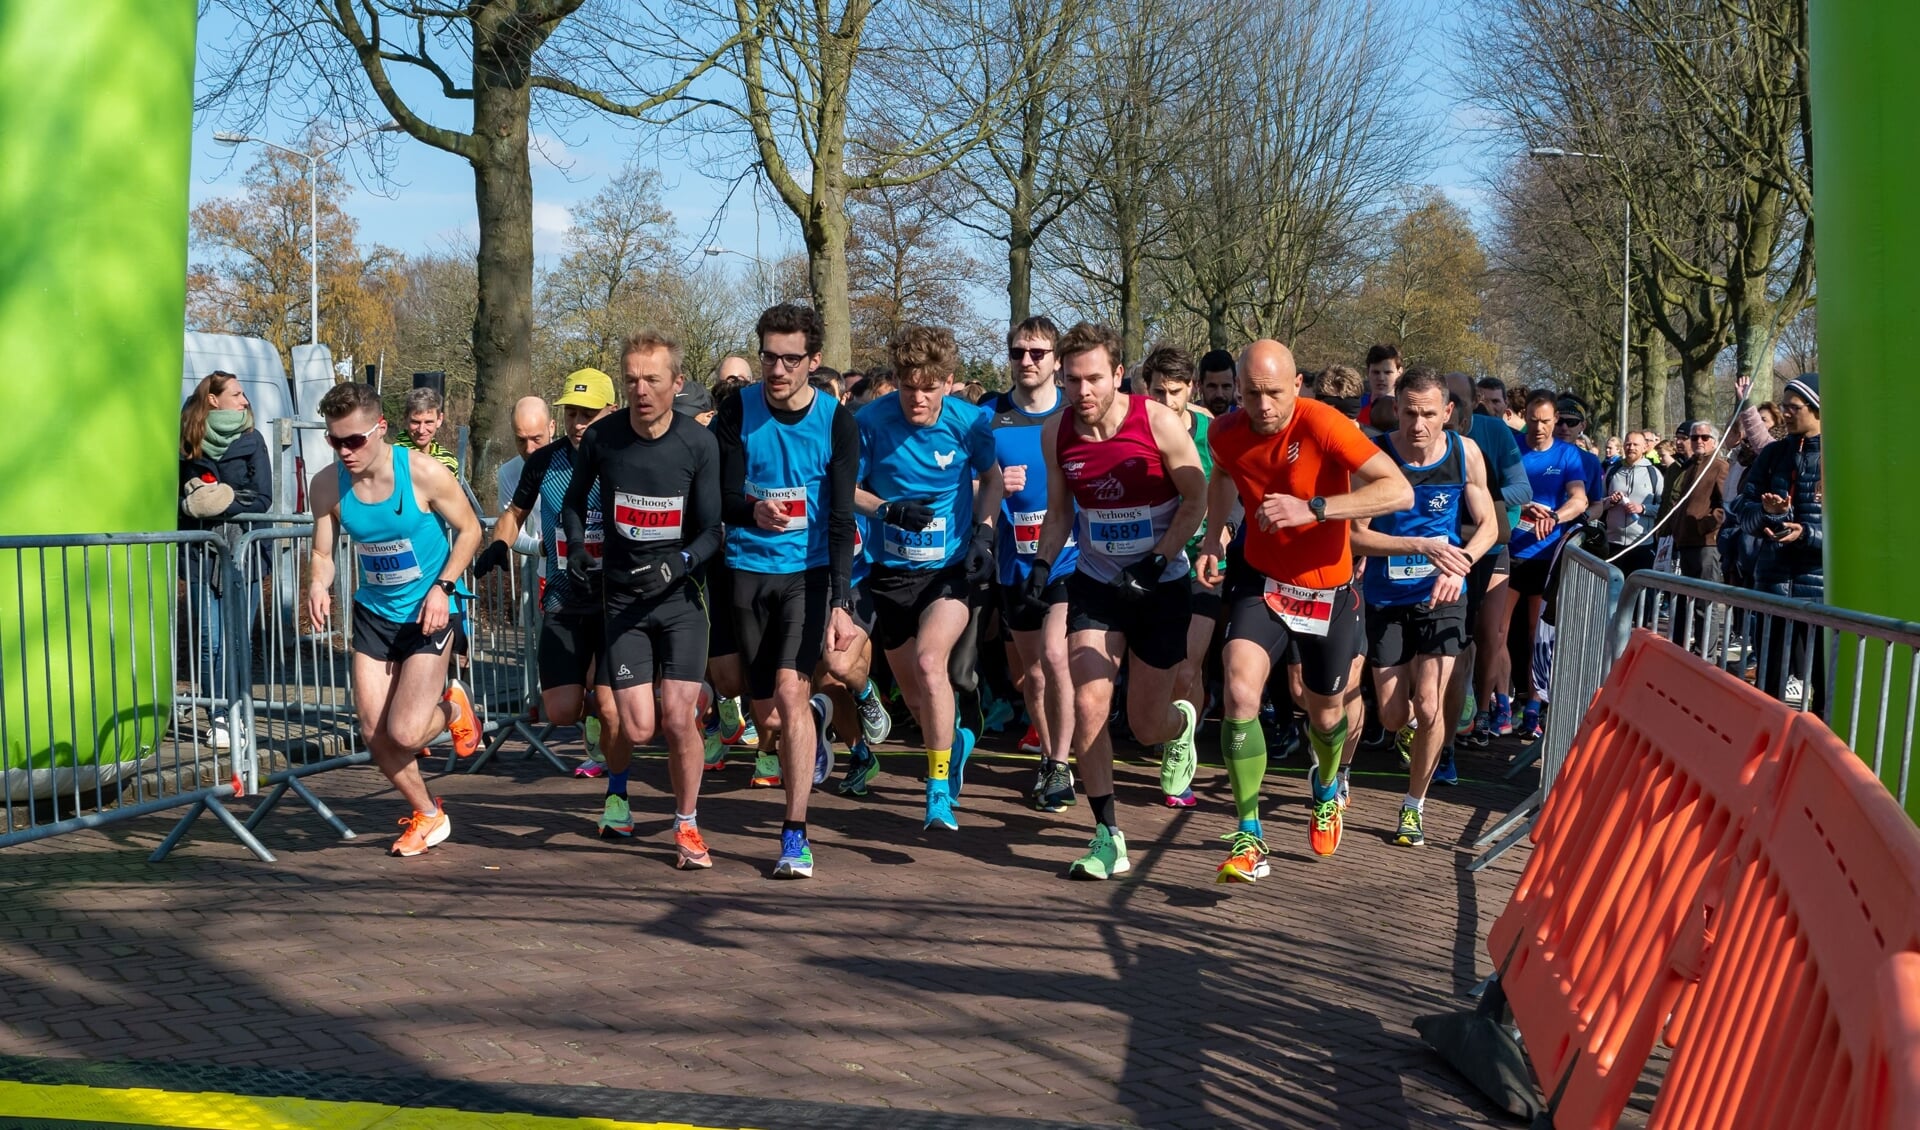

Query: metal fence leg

[243,780,291,830]
[149,794,277,863]
[149,799,208,862]
[282,776,356,840]
[517,720,566,773]
[1503,746,1542,779]
[1470,812,1535,873]
[1473,785,1543,850]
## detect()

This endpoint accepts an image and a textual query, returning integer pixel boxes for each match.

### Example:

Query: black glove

[473,539,511,579]
[632,552,689,600]
[566,543,599,591]
[880,498,937,532]
[965,523,997,585]
[1112,552,1167,602]
[1019,560,1053,617]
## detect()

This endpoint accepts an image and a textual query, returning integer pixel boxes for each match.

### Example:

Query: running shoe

[856,680,892,745]
[950,725,975,800]
[1163,788,1197,808]
[1035,760,1076,812]
[575,716,608,777]
[1308,767,1343,857]
[1160,700,1198,800]
[1337,767,1352,811]
[772,829,814,879]
[740,719,761,748]
[1433,746,1459,786]
[1215,829,1270,883]
[1466,712,1494,749]
[1394,723,1415,768]
[702,730,728,773]
[809,694,834,785]
[1019,723,1043,756]
[984,692,1016,734]
[598,795,634,839]
[674,823,713,869]
[1394,804,1425,847]
[1067,825,1129,880]
[716,696,748,744]
[838,740,880,797]
[1458,690,1477,736]
[751,751,783,788]
[1516,703,1541,743]
[924,780,958,831]
[390,805,450,857]
[1492,693,1513,736]
[443,680,480,757]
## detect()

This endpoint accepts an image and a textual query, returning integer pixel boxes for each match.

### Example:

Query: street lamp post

[704,245,777,306]
[214,123,400,347]
[1531,146,1632,440]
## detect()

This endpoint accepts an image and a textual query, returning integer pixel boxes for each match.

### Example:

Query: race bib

[749,481,808,532]
[613,491,683,542]
[356,538,422,587]
[1387,554,1437,581]
[1654,536,1677,574]
[1011,509,1046,557]
[557,513,605,570]
[1262,578,1337,638]
[1086,506,1154,557]
[883,515,948,563]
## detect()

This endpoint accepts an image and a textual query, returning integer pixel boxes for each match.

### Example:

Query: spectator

[1662,419,1729,581]
[496,394,553,561]
[1730,374,1824,710]
[1598,430,1663,575]
[178,371,274,749]
[396,386,461,474]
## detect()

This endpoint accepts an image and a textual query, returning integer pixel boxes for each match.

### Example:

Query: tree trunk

[467,78,534,464]
[1118,254,1142,368]
[806,187,853,369]
[1639,338,1668,437]
[1007,231,1032,326]
[1681,343,1716,424]
[1732,294,1778,407]
[1207,302,1231,351]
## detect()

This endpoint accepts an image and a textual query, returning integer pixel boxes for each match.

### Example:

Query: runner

[822,507,893,798]
[561,331,724,872]
[978,315,1079,814]
[855,324,1002,832]
[305,382,483,857]
[473,369,624,778]
[711,303,863,878]
[1198,340,1412,879]
[1028,323,1206,880]
[1349,370,1497,847]
[1141,342,1220,807]
[1497,391,1591,741]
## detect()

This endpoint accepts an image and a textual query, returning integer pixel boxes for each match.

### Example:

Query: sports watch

[1309,496,1328,523]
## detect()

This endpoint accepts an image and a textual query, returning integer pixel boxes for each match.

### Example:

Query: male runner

[473,369,625,779]
[1199,340,1412,879]
[1198,350,1238,417]
[1141,342,1220,807]
[712,303,865,878]
[855,325,1002,832]
[561,331,724,871]
[978,315,1079,813]
[1350,370,1497,847]
[306,383,482,856]
[1497,391,1591,741]
[1028,323,1206,880]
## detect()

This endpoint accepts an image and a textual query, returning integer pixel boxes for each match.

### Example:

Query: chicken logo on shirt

[933,449,956,470]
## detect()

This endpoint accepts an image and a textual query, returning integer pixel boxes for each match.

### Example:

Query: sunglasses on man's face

[1556,417,1582,428]
[1690,433,1715,441]
[326,421,382,452]
[1009,347,1053,362]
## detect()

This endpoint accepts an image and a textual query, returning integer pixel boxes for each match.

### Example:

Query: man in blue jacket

[1729,373,1823,711]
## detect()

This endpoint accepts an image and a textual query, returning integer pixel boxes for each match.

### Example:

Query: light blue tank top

[337,447,450,622]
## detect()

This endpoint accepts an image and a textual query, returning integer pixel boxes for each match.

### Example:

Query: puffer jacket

[1729,432,1822,599]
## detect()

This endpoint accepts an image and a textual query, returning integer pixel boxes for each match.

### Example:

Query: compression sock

[1309,717,1349,788]
[927,747,952,782]
[857,680,878,702]
[1222,717,1267,836]
[1089,793,1117,831]
[607,770,629,800]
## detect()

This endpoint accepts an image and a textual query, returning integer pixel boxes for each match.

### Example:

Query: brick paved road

[0,729,1535,1128]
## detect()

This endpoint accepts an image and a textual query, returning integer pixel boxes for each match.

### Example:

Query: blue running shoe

[809,694,834,785]
[983,694,1015,734]
[1516,703,1541,743]
[1492,693,1513,736]
[924,780,958,831]
[950,725,975,800]
[1433,746,1459,786]
[772,829,814,879]
[838,740,880,797]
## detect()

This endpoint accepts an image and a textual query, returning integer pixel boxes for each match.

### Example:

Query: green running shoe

[838,740,881,797]
[751,751,783,788]
[1067,825,1130,880]
[717,696,747,744]
[1395,804,1425,847]
[1395,723,1415,768]
[1160,700,1198,799]
[702,730,728,772]
[598,794,633,839]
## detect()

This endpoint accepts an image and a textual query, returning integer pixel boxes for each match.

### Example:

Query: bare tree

[199,1,739,446]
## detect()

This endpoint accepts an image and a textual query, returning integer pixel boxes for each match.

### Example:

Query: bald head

[1238,340,1297,386]
[511,395,553,456]
[1236,340,1301,436]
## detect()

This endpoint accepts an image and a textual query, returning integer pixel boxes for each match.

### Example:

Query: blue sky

[188,0,1492,306]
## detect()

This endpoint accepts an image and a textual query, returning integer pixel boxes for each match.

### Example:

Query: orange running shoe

[1215,830,1270,883]
[674,823,713,870]
[1308,767,1343,858]
[444,680,480,757]
[391,805,451,856]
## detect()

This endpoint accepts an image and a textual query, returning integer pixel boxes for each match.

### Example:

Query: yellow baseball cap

[554,368,616,410]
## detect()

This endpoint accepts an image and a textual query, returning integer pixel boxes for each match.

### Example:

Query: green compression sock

[1222,717,1266,834]
[1309,716,1349,786]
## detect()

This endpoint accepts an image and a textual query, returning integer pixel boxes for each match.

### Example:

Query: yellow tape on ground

[0,1081,755,1130]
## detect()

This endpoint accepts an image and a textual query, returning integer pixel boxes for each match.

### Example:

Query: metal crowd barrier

[1470,544,1622,871]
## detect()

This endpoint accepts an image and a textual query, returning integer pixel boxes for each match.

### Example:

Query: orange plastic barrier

[1489,630,1797,1126]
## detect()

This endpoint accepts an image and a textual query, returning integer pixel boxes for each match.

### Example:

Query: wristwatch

[1309,496,1327,523]
[433,579,457,597]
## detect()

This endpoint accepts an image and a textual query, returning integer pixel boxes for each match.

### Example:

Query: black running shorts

[1366,598,1470,668]
[867,562,970,653]
[352,603,454,664]
[538,609,610,690]
[1064,570,1190,671]
[999,574,1070,634]
[1221,565,1363,697]
[731,567,830,701]
[603,581,710,689]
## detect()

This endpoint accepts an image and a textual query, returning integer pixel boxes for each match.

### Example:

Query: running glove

[965,523,997,584]
[1019,560,1053,617]
[1111,553,1168,602]
[473,539,511,579]
[567,544,600,591]
[880,498,938,532]
[631,552,690,599]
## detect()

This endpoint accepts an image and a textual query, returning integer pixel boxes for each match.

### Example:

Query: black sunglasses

[1555,416,1582,427]
[1009,347,1053,362]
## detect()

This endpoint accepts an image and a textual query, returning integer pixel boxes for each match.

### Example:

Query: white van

[181,332,337,512]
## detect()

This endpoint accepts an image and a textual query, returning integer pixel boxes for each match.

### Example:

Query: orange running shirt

[1207,398,1382,589]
